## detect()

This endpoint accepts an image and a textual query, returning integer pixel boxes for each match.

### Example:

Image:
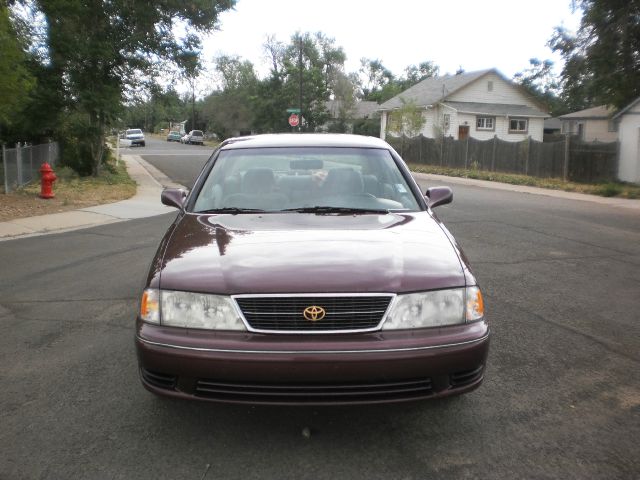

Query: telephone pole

[298,36,303,132]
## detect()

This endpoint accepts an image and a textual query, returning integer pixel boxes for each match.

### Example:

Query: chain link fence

[1,142,59,193]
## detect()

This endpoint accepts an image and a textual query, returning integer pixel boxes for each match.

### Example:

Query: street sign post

[288,114,300,127]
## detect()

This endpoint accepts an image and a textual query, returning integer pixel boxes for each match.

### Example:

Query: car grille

[194,377,433,404]
[234,295,394,332]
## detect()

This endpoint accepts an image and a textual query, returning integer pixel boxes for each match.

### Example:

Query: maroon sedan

[136,134,489,405]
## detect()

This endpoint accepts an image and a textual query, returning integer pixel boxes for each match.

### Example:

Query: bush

[596,182,623,197]
[57,113,108,176]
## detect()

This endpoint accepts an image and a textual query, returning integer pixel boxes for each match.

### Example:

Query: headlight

[139,289,246,331]
[383,287,484,330]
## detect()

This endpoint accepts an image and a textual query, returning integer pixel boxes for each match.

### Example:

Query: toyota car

[136,134,489,405]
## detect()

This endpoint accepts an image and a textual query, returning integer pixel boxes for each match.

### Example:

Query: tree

[358,58,395,101]
[386,98,426,138]
[513,58,566,115]
[16,0,235,175]
[251,32,346,133]
[402,61,439,88]
[357,58,440,103]
[0,6,35,133]
[326,71,358,133]
[201,56,258,139]
[549,0,640,110]
[280,32,346,130]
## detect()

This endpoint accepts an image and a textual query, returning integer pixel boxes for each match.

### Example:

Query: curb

[412,172,640,212]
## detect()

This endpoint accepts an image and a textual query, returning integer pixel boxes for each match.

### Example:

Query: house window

[487,81,494,92]
[443,114,450,131]
[509,118,528,133]
[476,116,495,131]
[608,120,618,132]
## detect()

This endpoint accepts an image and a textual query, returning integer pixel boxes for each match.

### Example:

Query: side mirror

[425,186,453,208]
[161,188,187,209]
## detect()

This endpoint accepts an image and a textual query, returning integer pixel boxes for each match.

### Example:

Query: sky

[201,0,581,85]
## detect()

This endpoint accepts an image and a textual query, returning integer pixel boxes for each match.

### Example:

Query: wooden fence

[388,135,618,183]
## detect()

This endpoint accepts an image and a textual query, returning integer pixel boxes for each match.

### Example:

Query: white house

[558,105,618,142]
[379,69,549,142]
[612,97,640,184]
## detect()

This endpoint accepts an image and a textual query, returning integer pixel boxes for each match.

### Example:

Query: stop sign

[288,113,299,127]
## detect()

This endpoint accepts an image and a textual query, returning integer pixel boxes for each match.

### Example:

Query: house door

[458,125,470,140]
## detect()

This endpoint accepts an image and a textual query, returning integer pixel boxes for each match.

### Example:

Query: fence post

[29,144,34,182]
[563,134,570,181]
[525,136,531,176]
[16,143,23,186]
[2,144,8,194]
[491,135,497,171]
[464,136,469,168]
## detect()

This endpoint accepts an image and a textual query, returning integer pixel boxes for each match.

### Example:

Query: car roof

[219,134,390,150]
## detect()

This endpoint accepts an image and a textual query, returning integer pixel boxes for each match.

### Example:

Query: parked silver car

[182,130,204,145]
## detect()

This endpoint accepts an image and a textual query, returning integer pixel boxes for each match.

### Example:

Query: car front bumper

[135,319,489,405]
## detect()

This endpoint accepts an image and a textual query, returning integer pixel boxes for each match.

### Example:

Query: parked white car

[124,128,145,147]
[181,130,204,145]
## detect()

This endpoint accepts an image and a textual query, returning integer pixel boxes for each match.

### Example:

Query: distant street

[122,135,214,188]
[1,136,639,479]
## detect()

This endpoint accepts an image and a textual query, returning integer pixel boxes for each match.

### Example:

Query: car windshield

[192,147,421,213]
[192,130,203,136]
[127,129,142,135]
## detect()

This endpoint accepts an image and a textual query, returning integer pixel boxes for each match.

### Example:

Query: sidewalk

[0,155,183,241]
[413,172,640,212]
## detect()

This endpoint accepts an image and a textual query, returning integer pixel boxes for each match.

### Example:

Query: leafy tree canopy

[549,0,640,110]
[12,0,236,174]
[513,58,566,116]
[0,6,35,130]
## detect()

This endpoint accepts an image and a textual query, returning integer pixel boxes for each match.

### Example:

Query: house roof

[612,96,640,120]
[325,100,380,119]
[442,101,548,118]
[559,105,616,120]
[379,69,494,110]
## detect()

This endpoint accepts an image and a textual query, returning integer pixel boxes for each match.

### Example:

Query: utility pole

[191,82,195,132]
[298,36,303,132]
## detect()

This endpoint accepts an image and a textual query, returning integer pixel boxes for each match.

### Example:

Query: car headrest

[242,168,275,194]
[323,168,364,195]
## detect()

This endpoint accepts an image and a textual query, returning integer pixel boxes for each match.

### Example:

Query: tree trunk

[90,111,106,177]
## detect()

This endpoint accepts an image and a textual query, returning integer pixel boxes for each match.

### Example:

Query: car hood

[156,212,466,294]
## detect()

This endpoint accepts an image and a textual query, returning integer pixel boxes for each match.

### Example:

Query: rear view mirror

[425,186,453,208]
[161,188,187,209]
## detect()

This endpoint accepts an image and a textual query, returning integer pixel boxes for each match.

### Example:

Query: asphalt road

[1,137,639,479]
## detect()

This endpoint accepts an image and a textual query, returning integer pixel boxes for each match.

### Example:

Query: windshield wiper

[280,206,389,214]
[198,207,266,214]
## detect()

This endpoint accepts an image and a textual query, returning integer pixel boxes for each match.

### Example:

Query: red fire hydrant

[39,162,57,199]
